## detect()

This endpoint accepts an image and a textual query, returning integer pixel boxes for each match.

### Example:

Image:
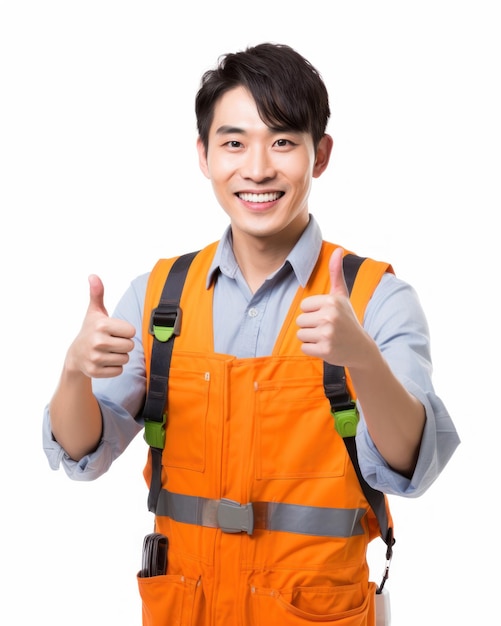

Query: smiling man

[197,84,331,293]
[43,43,459,625]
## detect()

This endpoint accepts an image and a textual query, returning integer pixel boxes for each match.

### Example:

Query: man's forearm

[49,368,103,461]
[349,339,426,477]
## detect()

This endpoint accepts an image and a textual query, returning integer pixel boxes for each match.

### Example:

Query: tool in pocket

[139,533,168,577]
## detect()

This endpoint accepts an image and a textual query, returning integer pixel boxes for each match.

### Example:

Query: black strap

[142,251,199,512]
[323,254,394,563]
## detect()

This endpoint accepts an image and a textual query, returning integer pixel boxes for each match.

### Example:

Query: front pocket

[250,581,376,625]
[255,377,347,479]
[137,573,203,626]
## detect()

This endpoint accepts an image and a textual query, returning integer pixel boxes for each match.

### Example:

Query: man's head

[195,43,330,154]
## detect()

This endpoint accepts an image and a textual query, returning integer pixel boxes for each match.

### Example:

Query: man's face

[197,86,332,246]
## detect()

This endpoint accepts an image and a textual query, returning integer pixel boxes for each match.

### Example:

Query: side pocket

[250,581,376,625]
[137,573,203,626]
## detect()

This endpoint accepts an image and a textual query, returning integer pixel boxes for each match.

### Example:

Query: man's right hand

[65,275,136,379]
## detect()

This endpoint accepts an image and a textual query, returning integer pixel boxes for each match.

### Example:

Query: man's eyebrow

[215,125,245,135]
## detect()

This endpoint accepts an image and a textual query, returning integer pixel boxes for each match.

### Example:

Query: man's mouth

[237,192,284,203]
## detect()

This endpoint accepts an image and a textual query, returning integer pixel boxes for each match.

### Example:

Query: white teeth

[238,192,282,203]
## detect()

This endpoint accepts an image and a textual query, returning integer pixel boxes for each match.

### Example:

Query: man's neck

[230,222,307,293]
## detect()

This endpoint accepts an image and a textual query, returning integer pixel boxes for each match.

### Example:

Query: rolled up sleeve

[42,398,144,481]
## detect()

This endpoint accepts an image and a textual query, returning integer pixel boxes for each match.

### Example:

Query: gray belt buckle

[217,498,254,535]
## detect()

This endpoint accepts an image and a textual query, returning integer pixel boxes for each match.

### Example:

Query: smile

[237,192,284,203]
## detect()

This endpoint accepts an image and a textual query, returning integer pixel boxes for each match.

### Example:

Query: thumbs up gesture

[65,275,136,379]
[296,248,366,367]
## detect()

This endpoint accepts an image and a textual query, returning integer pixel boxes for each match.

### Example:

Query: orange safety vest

[138,241,394,626]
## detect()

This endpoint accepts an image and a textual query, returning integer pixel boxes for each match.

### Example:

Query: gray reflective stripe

[156,489,366,538]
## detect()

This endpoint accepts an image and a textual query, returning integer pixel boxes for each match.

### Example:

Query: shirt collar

[206,215,323,288]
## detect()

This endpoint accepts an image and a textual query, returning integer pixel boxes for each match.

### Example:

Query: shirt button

[248,307,259,318]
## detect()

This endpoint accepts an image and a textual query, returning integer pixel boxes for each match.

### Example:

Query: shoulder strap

[325,253,394,591]
[141,250,199,512]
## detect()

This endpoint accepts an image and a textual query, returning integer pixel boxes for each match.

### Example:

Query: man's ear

[312,134,333,178]
[197,137,210,179]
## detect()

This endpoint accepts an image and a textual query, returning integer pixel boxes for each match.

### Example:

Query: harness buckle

[149,304,182,342]
[217,498,254,535]
[332,403,360,438]
[144,413,167,449]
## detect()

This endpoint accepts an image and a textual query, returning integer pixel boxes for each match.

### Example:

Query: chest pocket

[254,376,348,480]
[164,367,211,473]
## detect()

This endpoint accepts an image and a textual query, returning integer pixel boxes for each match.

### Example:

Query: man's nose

[241,146,276,182]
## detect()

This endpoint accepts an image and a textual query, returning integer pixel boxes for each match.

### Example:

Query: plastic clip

[144,413,167,449]
[217,499,254,535]
[332,403,360,438]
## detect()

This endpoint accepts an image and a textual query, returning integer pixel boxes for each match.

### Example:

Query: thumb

[87,274,109,316]
[329,248,349,297]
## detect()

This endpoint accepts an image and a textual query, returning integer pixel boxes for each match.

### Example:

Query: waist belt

[156,489,366,538]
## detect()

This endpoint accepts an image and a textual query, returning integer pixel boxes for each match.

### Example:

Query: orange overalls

[138,241,393,626]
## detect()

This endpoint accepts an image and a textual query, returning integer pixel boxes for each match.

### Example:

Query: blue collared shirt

[42,216,459,497]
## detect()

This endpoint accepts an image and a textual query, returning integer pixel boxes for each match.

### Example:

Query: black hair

[195,43,330,153]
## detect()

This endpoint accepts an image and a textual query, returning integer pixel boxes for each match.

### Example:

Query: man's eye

[275,139,292,147]
[226,140,242,148]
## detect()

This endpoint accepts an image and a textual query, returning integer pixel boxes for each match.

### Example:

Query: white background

[1,1,499,624]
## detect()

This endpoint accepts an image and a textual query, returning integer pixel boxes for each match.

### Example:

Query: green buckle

[332,405,359,438]
[152,325,174,342]
[149,305,182,342]
[144,413,167,449]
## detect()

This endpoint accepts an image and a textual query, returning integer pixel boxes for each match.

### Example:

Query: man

[43,43,459,625]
